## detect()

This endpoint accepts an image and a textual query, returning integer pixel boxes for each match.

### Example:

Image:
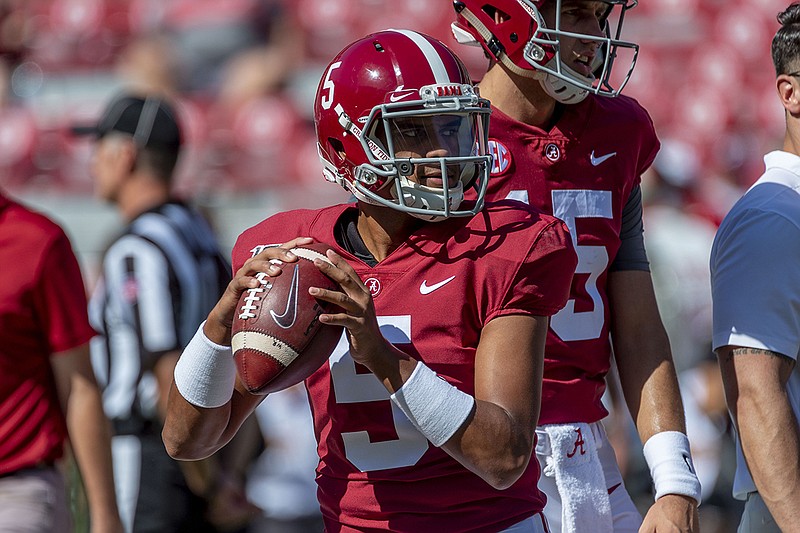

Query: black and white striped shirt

[89,201,229,431]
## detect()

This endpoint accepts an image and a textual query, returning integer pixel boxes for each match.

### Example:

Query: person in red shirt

[0,189,122,533]
[450,1,701,532]
[162,29,577,532]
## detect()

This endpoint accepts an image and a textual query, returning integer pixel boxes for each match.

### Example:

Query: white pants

[535,422,642,533]
[0,466,71,533]
[737,492,781,533]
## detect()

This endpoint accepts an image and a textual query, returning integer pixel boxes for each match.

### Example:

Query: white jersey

[710,150,800,499]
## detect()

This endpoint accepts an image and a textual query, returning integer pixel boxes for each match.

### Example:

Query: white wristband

[173,321,236,408]
[642,431,702,504]
[390,362,475,447]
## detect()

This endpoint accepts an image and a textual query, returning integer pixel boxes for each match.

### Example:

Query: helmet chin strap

[393,176,465,222]
[530,12,594,104]
[538,58,592,104]
[348,167,466,222]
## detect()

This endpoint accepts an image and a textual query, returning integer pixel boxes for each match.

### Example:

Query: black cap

[71,94,182,150]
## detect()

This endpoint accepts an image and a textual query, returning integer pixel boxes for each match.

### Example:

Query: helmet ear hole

[327,137,346,163]
[482,5,510,23]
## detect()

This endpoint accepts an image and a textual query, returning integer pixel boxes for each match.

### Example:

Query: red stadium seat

[712,5,773,64]
[0,107,38,191]
[0,107,36,167]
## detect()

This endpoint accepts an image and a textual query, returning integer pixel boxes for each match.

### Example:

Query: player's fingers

[317,309,370,331]
[312,256,347,285]
[311,262,371,316]
[220,272,263,309]
[279,236,315,250]
[308,287,361,315]
[317,311,354,328]
[263,236,314,268]
[207,273,262,331]
[229,273,262,292]
[246,237,314,269]
[316,249,367,295]
[325,249,361,281]
[236,258,283,282]
[243,239,313,277]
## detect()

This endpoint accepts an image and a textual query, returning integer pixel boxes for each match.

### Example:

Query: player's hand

[204,237,314,345]
[310,248,389,370]
[639,494,699,533]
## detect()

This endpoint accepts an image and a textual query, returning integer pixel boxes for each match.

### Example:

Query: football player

[451,1,701,532]
[162,29,578,532]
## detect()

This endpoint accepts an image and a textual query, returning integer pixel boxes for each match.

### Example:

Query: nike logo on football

[270,264,299,329]
[590,150,617,166]
[420,275,456,295]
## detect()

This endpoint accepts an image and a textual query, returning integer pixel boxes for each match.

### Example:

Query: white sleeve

[104,234,178,354]
[711,208,800,360]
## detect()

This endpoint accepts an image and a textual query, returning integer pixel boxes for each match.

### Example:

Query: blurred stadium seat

[0,0,785,207]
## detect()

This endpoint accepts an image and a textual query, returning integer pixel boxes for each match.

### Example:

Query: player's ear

[121,137,139,173]
[777,74,800,117]
[105,135,138,175]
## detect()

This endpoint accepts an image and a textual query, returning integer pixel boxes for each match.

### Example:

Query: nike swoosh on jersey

[420,275,456,295]
[270,264,299,329]
[590,150,617,166]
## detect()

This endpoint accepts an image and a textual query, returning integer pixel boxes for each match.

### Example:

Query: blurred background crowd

[0,0,788,531]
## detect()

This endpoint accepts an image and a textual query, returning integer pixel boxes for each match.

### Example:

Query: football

[231,242,344,394]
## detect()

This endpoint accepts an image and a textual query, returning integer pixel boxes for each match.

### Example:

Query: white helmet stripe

[390,29,450,84]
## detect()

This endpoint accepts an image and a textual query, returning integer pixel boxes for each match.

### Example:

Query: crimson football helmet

[451,0,639,103]
[314,29,491,221]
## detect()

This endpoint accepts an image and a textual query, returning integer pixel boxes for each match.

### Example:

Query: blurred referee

[73,93,234,533]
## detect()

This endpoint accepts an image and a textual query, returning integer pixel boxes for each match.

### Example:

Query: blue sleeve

[711,207,800,359]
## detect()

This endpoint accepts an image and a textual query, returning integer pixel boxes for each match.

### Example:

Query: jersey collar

[760,150,800,190]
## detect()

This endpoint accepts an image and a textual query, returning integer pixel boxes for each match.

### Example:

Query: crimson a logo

[566,427,586,458]
[365,277,382,298]
[545,143,561,162]
[488,140,511,175]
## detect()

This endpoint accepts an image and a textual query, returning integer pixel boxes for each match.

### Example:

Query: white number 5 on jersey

[328,315,429,472]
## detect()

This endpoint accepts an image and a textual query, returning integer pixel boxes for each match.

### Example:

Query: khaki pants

[0,466,71,533]
[737,492,782,533]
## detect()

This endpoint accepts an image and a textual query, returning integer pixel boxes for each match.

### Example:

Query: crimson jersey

[0,195,96,474]
[481,96,659,425]
[233,202,576,533]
